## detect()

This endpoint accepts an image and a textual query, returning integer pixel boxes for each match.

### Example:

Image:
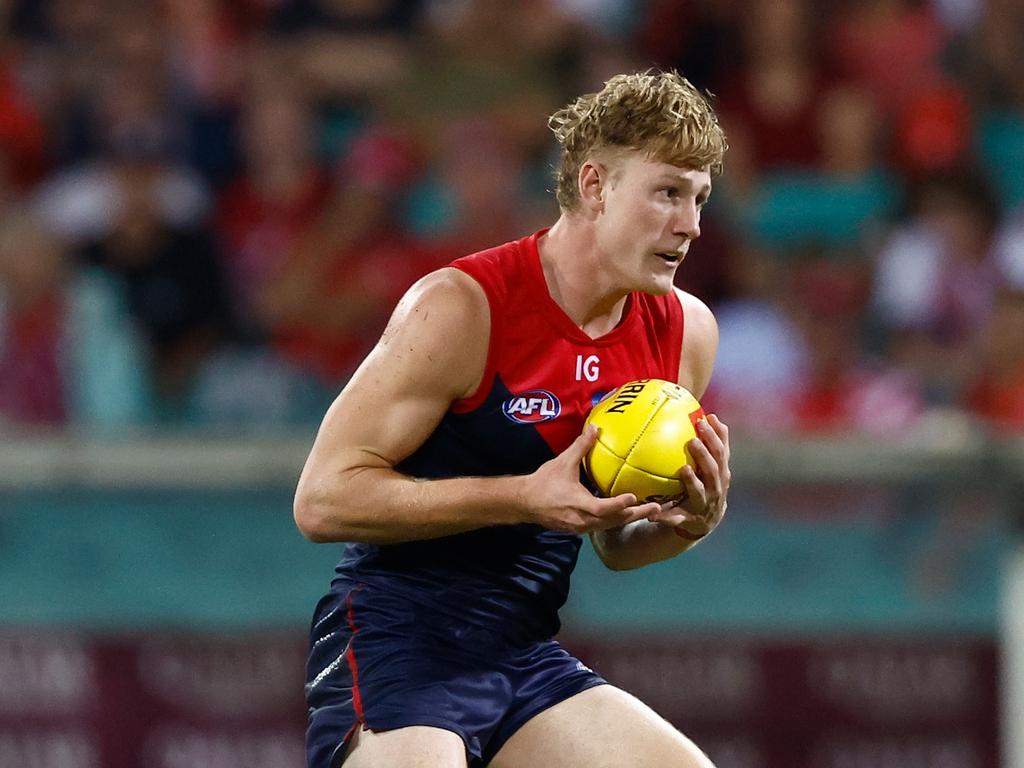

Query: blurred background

[0,0,1022,766]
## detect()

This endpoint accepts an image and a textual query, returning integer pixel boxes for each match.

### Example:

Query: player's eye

[662,187,679,199]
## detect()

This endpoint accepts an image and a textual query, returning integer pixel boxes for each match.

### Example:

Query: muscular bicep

[300,269,489,481]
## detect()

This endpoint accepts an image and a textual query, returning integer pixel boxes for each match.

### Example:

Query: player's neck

[538,217,629,338]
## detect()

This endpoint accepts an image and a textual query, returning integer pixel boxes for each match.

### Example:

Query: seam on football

[608,394,665,494]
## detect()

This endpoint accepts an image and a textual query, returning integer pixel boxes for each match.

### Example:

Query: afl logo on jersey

[502,389,561,424]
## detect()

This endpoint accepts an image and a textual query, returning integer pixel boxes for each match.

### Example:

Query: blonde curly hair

[548,70,727,212]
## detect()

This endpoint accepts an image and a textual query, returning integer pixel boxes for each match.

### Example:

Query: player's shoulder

[392,267,490,330]
[392,232,538,340]
[452,234,526,271]
[449,233,534,306]
[376,267,491,399]
[674,287,719,396]
[673,286,717,338]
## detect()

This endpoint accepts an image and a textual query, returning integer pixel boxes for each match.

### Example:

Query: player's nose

[675,201,701,240]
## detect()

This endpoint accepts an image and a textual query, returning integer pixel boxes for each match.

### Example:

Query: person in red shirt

[967,288,1024,432]
[0,213,68,426]
[295,71,731,768]
[264,130,446,384]
[214,87,333,338]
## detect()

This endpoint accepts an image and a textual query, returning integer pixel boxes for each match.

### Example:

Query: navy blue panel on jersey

[333,374,581,644]
[401,372,560,478]
[305,583,605,768]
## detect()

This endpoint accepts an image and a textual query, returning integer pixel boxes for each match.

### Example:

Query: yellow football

[583,378,706,503]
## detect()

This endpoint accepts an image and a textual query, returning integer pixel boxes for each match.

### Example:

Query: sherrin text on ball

[583,379,706,503]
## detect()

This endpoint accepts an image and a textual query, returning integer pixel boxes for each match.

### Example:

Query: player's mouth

[654,251,682,265]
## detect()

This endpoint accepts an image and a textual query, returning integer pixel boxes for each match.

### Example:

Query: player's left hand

[645,413,730,541]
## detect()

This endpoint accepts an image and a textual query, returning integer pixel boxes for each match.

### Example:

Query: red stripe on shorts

[345,589,366,723]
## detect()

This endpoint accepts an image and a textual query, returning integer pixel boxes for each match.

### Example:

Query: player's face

[594,152,711,295]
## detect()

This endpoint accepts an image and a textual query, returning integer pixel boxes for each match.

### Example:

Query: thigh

[342,724,467,768]
[488,685,715,768]
[307,584,510,766]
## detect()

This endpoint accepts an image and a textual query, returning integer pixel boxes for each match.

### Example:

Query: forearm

[294,465,527,544]
[590,520,701,571]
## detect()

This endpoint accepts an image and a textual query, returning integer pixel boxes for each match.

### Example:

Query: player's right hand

[518,426,662,534]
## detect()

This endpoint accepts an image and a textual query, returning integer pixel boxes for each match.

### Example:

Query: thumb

[564,424,599,464]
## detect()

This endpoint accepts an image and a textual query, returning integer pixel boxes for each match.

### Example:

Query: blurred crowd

[0,0,1023,436]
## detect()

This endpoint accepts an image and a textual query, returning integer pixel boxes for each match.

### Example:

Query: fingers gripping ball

[583,379,705,503]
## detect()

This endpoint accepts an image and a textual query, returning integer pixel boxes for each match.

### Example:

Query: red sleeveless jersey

[451,229,684,453]
[333,230,685,643]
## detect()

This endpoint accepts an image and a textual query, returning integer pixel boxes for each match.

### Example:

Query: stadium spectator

[871,170,1002,404]
[993,204,1024,289]
[826,0,949,115]
[635,0,741,92]
[214,83,333,340]
[76,146,234,409]
[786,256,924,435]
[266,0,417,109]
[161,0,248,188]
[263,128,444,385]
[384,0,568,155]
[0,211,69,426]
[0,0,1021,435]
[406,114,551,251]
[704,243,809,434]
[31,7,211,249]
[52,7,191,168]
[0,48,46,190]
[33,139,210,249]
[963,0,1024,209]
[966,287,1024,431]
[746,83,900,250]
[962,0,1024,112]
[892,80,974,174]
[718,0,831,171]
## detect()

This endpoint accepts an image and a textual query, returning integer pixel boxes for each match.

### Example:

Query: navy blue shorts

[305,583,606,768]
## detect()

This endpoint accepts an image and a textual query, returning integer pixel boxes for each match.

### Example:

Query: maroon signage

[0,632,307,768]
[0,631,1000,768]
[572,634,1000,768]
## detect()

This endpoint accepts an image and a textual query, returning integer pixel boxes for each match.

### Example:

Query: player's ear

[578,161,606,214]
